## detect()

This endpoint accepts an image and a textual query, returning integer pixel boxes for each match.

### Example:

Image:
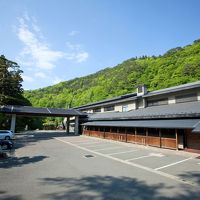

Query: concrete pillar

[10,114,16,133]
[66,117,70,133]
[74,116,79,135]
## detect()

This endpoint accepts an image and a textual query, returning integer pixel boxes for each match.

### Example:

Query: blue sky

[1,0,200,90]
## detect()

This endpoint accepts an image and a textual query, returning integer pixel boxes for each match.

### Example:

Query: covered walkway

[0,105,87,134]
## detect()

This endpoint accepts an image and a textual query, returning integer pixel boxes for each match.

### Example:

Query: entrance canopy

[0,105,87,117]
[0,105,87,134]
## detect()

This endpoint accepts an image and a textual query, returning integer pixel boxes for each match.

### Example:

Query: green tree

[0,55,26,105]
[0,55,34,131]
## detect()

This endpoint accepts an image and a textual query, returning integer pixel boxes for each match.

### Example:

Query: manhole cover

[84,155,94,158]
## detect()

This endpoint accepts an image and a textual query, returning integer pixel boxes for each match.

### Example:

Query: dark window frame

[147,98,168,107]
[148,128,159,137]
[161,129,176,139]
[111,127,118,133]
[137,128,146,136]
[104,106,114,111]
[105,127,110,132]
[93,107,101,113]
[175,93,197,103]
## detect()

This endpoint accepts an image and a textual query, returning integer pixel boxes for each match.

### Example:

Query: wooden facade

[83,126,178,150]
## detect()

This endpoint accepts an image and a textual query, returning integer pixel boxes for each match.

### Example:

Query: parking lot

[0,131,200,200]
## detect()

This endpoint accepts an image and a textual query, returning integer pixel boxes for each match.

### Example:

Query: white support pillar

[10,114,16,133]
[74,116,79,135]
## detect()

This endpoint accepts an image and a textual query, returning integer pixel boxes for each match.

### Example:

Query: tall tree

[0,55,32,131]
[0,55,26,105]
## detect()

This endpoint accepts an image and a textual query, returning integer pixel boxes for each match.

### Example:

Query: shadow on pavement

[0,195,22,200]
[178,171,200,186]
[39,176,200,200]
[0,155,48,169]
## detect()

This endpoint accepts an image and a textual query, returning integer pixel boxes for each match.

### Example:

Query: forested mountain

[24,39,200,108]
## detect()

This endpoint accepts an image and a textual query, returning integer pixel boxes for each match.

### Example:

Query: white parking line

[94,147,122,151]
[55,137,197,186]
[78,142,103,145]
[154,158,193,171]
[71,140,96,144]
[107,150,138,156]
[126,153,165,161]
[85,144,110,148]
[126,155,152,161]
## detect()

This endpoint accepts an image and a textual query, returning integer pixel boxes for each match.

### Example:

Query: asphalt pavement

[0,131,199,200]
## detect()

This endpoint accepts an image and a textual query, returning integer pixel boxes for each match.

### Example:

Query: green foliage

[43,121,56,130]
[0,55,42,131]
[24,39,200,108]
[0,55,26,105]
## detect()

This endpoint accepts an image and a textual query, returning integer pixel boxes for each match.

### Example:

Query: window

[119,127,126,134]
[175,93,197,103]
[137,128,146,136]
[122,105,128,112]
[105,127,110,132]
[127,128,135,135]
[93,107,101,113]
[148,128,159,137]
[138,86,143,93]
[100,127,104,132]
[111,127,117,133]
[94,127,99,131]
[147,98,168,107]
[104,106,114,111]
[88,126,94,131]
[161,129,175,138]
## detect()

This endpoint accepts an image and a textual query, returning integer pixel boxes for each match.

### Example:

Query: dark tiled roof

[82,119,200,129]
[144,81,200,97]
[87,101,200,120]
[0,105,86,117]
[76,81,200,110]
[74,92,137,109]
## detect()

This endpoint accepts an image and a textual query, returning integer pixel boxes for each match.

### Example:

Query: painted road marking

[126,153,164,162]
[94,147,122,151]
[78,142,103,145]
[149,153,165,157]
[126,155,152,161]
[55,137,197,186]
[154,158,193,171]
[85,144,111,148]
[107,150,138,156]
[70,140,95,144]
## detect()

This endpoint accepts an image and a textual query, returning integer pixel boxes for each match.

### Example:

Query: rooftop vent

[135,84,148,96]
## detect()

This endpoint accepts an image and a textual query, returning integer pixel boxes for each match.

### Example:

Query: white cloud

[68,30,79,36]
[35,72,46,78]
[76,52,89,62]
[16,13,89,88]
[22,75,34,82]
[66,42,89,62]
[17,17,64,70]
